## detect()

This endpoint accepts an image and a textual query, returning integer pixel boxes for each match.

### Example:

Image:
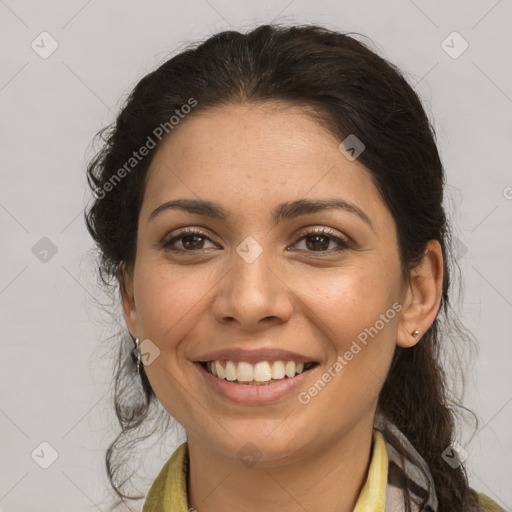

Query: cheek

[132,261,209,419]
[293,263,400,400]
[295,263,400,346]
[295,270,399,419]
[134,259,208,334]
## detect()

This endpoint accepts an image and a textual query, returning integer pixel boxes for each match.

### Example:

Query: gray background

[1,1,511,511]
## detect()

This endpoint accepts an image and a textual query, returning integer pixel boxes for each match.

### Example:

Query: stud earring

[134,338,141,374]
[411,329,420,337]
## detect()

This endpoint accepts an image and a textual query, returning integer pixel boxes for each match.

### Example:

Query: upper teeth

[208,360,309,382]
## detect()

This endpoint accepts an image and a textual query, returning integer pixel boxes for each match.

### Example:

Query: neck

[186,418,375,512]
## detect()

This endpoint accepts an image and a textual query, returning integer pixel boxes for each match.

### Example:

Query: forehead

[141,102,389,227]
[151,102,343,178]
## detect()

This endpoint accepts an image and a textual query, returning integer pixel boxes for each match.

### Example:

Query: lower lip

[195,362,318,405]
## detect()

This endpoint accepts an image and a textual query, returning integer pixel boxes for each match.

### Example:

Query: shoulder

[476,492,505,512]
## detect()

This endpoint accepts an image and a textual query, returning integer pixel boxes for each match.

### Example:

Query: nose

[212,245,294,331]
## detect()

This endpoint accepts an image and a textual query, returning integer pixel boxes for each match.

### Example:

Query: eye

[290,226,350,254]
[161,226,351,255]
[162,227,219,253]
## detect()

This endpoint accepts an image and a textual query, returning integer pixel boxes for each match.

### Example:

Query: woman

[85,24,504,512]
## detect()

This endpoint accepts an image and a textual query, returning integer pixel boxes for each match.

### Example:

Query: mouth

[197,359,320,386]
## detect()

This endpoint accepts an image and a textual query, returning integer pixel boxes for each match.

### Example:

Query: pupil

[306,235,329,251]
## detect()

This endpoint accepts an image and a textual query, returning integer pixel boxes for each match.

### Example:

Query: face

[119,101,413,464]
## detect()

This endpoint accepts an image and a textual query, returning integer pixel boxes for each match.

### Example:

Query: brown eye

[162,228,218,253]
[305,234,331,251]
[292,227,350,254]
[180,234,207,250]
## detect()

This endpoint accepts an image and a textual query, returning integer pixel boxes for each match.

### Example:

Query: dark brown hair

[85,23,481,511]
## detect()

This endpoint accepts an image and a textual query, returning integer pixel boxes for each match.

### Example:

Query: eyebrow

[148,197,374,231]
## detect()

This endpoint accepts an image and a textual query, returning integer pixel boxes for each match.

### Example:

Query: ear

[116,262,139,340]
[396,239,444,348]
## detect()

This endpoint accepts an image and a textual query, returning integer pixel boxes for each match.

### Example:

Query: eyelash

[161,226,351,255]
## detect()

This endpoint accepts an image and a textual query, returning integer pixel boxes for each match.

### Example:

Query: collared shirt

[142,429,503,511]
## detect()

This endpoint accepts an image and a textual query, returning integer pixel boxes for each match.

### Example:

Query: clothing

[142,420,504,511]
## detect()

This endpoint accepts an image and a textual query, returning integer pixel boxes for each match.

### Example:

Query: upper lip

[195,348,317,364]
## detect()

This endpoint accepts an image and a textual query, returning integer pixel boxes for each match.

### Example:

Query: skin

[117,101,444,512]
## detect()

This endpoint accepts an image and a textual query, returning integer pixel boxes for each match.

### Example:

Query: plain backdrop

[1,1,511,511]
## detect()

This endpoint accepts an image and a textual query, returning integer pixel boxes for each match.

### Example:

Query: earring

[411,329,420,337]
[134,338,141,374]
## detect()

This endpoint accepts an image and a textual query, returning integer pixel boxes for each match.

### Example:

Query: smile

[195,358,320,404]
[201,360,318,385]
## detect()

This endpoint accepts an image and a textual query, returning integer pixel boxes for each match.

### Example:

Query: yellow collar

[143,429,388,511]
